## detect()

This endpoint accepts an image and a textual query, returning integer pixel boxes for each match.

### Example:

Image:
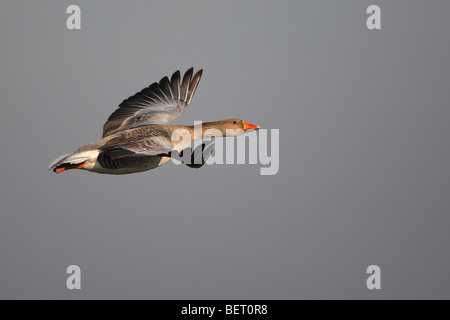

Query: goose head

[233,118,261,133]
[202,118,260,137]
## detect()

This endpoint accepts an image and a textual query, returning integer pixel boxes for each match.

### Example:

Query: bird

[48,68,260,175]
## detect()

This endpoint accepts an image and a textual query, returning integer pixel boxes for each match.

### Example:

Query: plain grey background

[0,0,449,299]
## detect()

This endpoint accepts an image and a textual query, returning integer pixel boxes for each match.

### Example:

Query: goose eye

[233,121,237,124]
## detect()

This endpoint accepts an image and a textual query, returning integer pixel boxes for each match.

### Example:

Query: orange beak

[242,121,260,132]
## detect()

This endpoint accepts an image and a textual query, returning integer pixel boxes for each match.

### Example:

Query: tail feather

[48,153,73,171]
[48,151,93,173]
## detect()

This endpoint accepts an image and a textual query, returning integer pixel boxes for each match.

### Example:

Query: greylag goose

[49,68,260,174]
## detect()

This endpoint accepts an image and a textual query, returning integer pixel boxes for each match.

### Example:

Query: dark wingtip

[171,70,181,81]
[195,68,203,77]
[183,68,194,81]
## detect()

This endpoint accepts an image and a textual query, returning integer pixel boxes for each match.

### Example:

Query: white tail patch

[65,151,97,164]
[49,150,99,171]
[48,153,73,170]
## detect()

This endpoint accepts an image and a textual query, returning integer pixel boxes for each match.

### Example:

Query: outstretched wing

[174,143,215,169]
[97,136,174,170]
[102,68,203,138]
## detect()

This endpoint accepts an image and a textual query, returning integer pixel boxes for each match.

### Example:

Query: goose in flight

[49,68,260,174]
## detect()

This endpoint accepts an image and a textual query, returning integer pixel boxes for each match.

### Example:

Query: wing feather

[170,71,180,100]
[97,135,173,170]
[180,68,194,102]
[102,68,203,137]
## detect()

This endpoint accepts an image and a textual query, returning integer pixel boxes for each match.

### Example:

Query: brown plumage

[49,68,260,175]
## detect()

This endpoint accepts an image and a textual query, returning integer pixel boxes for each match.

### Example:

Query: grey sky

[0,1,449,299]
